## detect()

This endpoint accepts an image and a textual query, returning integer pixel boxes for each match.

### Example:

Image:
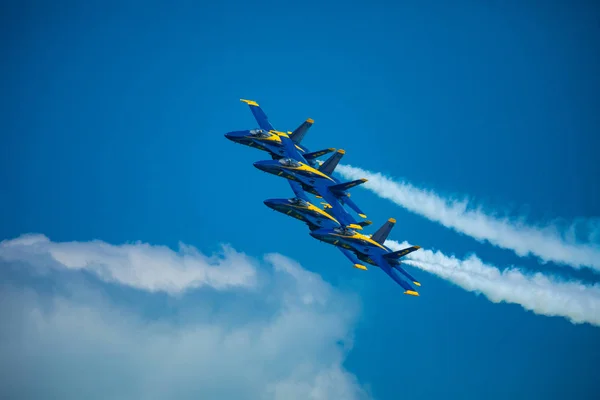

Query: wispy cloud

[0,234,370,400]
[338,164,600,271]
[386,240,600,327]
[0,233,257,294]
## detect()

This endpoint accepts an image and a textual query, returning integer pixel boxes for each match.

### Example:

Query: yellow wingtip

[353,264,368,271]
[414,245,421,249]
[404,290,420,297]
[413,282,421,287]
[338,149,346,154]
[307,118,314,123]
[388,218,396,223]
[240,99,259,106]
[360,178,368,182]
[359,214,367,219]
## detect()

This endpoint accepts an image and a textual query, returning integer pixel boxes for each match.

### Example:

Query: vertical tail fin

[371,218,396,245]
[290,118,314,144]
[318,149,345,176]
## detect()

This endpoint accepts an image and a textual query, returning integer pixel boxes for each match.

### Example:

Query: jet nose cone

[263,199,276,208]
[309,228,329,239]
[225,131,248,142]
[253,160,270,172]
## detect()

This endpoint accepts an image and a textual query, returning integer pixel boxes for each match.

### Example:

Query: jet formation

[225,99,422,296]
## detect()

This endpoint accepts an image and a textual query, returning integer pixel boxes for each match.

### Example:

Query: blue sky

[2,1,599,399]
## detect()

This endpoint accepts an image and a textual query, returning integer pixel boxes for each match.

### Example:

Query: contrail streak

[338,164,600,271]
[386,240,600,327]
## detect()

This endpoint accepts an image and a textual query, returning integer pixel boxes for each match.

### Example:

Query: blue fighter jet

[253,132,369,220]
[225,99,335,168]
[264,180,372,232]
[264,173,423,295]
[310,219,423,296]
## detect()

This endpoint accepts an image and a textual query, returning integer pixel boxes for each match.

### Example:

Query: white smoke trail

[338,164,600,271]
[386,240,600,327]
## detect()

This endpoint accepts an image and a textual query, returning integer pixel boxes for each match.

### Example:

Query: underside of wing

[317,185,358,227]
[376,255,419,296]
[288,180,310,202]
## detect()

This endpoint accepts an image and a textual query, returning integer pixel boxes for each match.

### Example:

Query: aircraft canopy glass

[279,158,301,167]
[334,227,354,236]
[289,197,309,206]
[250,129,270,138]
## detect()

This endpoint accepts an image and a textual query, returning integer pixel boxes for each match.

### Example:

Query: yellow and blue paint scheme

[263,197,341,232]
[253,133,369,224]
[264,180,372,233]
[224,99,335,168]
[309,218,422,296]
[227,98,367,219]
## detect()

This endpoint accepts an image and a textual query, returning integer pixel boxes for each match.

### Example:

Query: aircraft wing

[316,183,359,227]
[338,248,368,270]
[288,180,310,202]
[240,99,275,131]
[374,254,419,296]
[279,131,309,164]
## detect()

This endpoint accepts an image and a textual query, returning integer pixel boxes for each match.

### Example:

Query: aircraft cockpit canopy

[289,197,309,207]
[250,129,270,138]
[279,158,301,167]
[334,227,354,236]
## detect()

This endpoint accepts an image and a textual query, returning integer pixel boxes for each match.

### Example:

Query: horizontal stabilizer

[304,148,336,161]
[290,118,314,144]
[371,218,396,245]
[328,178,368,194]
[357,220,372,227]
[318,149,345,176]
[240,99,274,131]
[383,245,421,260]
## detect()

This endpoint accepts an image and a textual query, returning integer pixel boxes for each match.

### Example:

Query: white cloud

[337,164,600,271]
[0,233,258,294]
[386,240,600,327]
[0,234,370,400]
